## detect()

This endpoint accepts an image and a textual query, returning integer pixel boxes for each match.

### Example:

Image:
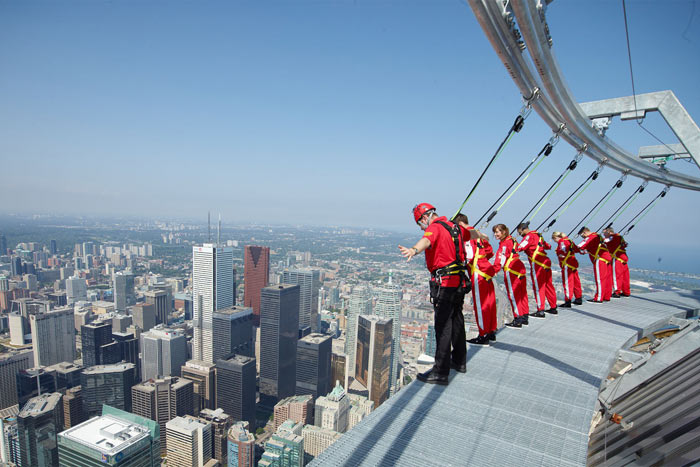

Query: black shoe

[531,310,546,318]
[417,369,449,385]
[573,298,583,305]
[622,293,630,297]
[488,332,496,341]
[612,293,621,298]
[587,298,603,303]
[467,335,490,346]
[505,320,522,329]
[520,315,529,325]
[450,362,466,373]
[546,307,558,315]
[560,301,572,308]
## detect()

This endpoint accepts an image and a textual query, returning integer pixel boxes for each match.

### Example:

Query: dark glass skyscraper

[215,355,256,430]
[212,306,254,362]
[355,315,392,409]
[259,284,299,405]
[296,333,331,399]
[81,363,136,418]
[81,322,112,367]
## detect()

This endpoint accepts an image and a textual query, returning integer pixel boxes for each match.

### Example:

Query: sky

[1,1,700,272]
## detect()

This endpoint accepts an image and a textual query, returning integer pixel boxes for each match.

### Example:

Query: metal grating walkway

[310,290,700,466]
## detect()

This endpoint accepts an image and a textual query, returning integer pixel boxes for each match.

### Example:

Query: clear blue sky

[1,1,699,272]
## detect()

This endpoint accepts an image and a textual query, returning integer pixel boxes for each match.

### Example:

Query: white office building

[192,244,234,364]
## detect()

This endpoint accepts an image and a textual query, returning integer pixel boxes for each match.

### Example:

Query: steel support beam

[496,0,700,190]
[580,91,700,167]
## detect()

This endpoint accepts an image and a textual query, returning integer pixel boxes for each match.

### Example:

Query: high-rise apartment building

[113,272,135,312]
[140,325,187,380]
[65,276,87,305]
[375,283,402,392]
[259,420,303,467]
[166,416,212,467]
[355,315,392,409]
[132,303,156,332]
[425,324,436,357]
[180,360,216,414]
[192,244,234,363]
[81,321,112,367]
[63,386,85,429]
[243,245,269,325]
[345,286,372,380]
[212,306,254,362]
[215,355,256,430]
[17,392,63,466]
[0,350,33,410]
[260,284,299,404]
[145,289,170,326]
[314,381,350,433]
[58,406,160,466]
[227,421,255,467]
[296,333,331,399]
[196,408,232,466]
[131,377,194,455]
[281,269,320,332]
[29,307,75,367]
[50,239,57,255]
[273,395,313,431]
[81,363,136,418]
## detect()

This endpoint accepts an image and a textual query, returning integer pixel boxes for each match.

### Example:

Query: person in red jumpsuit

[455,214,497,346]
[516,222,558,317]
[492,224,529,328]
[399,203,478,385]
[551,231,583,307]
[577,227,613,302]
[603,227,631,297]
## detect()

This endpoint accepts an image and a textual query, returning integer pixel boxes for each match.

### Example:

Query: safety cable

[512,153,582,232]
[537,166,601,232]
[597,181,648,232]
[620,187,669,235]
[452,104,531,221]
[568,176,626,237]
[476,135,559,228]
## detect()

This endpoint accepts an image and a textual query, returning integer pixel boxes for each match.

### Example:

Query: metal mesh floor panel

[310,290,700,466]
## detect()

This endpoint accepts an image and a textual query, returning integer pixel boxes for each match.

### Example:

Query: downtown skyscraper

[260,284,299,405]
[282,268,320,332]
[192,243,234,364]
[244,245,269,326]
[345,286,372,380]
[375,280,402,393]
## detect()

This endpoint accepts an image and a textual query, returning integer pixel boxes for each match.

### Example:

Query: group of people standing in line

[399,202,631,386]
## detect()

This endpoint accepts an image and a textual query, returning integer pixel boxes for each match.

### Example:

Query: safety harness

[503,236,525,278]
[470,241,494,281]
[612,236,628,264]
[528,233,551,270]
[431,221,468,280]
[592,234,610,264]
[559,239,578,271]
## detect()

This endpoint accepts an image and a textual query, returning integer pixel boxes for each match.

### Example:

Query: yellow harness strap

[470,243,494,281]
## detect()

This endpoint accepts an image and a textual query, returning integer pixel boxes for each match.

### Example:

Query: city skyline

[1,1,698,246]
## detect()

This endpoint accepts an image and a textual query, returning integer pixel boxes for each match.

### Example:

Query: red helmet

[412,203,436,223]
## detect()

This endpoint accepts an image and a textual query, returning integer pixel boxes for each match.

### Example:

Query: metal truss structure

[468,0,700,191]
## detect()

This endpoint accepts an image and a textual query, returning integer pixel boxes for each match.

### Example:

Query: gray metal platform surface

[310,290,700,466]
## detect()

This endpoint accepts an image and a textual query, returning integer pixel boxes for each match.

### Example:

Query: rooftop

[166,416,209,434]
[311,290,700,466]
[18,392,62,417]
[82,362,135,375]
[299,333,331,345]
[59,414,150,455]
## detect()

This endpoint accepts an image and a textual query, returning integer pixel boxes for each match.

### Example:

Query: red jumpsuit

[493,236,529,319]
[555,237,582,302]
[465,237,498,337]
[577,233,613,301]
[605,233,630,296]
[517,231,557,311]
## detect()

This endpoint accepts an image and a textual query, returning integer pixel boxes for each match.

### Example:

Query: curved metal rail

[468,0,700,191]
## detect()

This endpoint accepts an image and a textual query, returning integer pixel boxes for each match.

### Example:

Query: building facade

[140,325,187,381]
[212,306,254,362]
[30,307,76,367]
[243,245,269,326]
[295,333,331,400]
[215,355,256,430]
[281,269,320,332]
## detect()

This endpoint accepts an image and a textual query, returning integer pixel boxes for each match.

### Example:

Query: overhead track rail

[467,0,700,191]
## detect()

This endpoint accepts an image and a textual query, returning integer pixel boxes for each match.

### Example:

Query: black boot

[573,298,583,305]
[560,301,572,308]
